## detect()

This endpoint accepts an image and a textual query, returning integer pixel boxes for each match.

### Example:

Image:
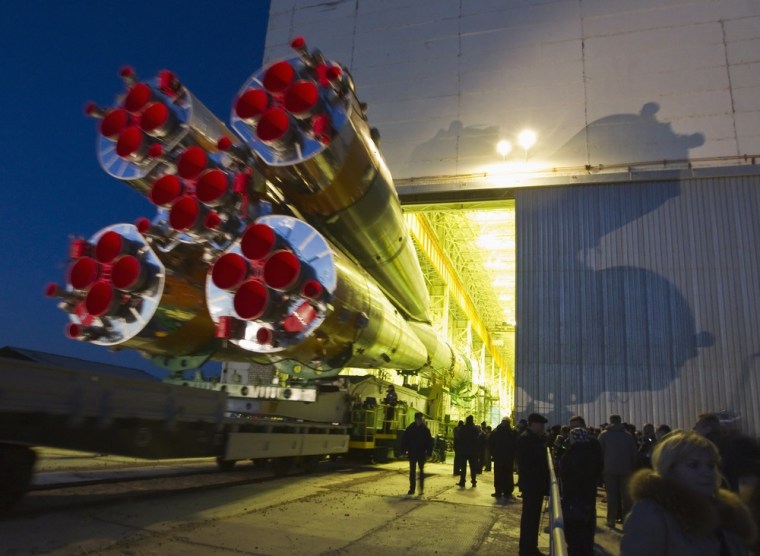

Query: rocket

[47,38,472,388]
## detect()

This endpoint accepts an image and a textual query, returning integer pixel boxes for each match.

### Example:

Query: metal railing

[547,447,569,556]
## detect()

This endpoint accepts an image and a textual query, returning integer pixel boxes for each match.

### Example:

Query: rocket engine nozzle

[256,108,294,147]
[211,252,250,291]
[68,256,100,290]
[111,254,147,291]
[85,280,118,317]
[284,80,321,119]
[235,88,270,123]
[177,146,207,180]
[196,169,231,206]
[100,108,129,139]
[123,82,153,113]
[150,174,183,207]
[95,230,129,263]
[169,195,202,231]
[233,279,269,320]
[263,250,301,291]
[116,126,147,161]
[140,101,178,137]
[241,223,276,261]
[262,61,295,94]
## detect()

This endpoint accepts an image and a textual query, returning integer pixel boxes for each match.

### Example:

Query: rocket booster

[48,38,472,387]
[46,224,216,357]
[207,215,428,380]
[231,38,431,324]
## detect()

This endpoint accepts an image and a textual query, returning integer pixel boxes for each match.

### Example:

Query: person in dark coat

[452,420,464,475]
[382,384,398,433]
[489,416,517,498]
[560,426,603,556]
[480,423,492,472]
[457,415,480,487]
[598,413,638,527]
[516,412,550,556]
[401,412,433,495]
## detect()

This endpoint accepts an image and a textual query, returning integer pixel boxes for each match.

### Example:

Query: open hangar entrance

[399,167,760,435]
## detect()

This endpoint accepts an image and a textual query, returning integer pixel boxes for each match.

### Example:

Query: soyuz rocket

[46,38,472,389]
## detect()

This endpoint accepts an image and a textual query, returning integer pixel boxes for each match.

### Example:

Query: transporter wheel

[302,455,319,474]
[251,458,268,469]
[0,444,37,513]
[271,457,294,477]
[216,457,236,471]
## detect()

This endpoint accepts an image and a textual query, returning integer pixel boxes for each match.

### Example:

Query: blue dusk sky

[0,1,271,376]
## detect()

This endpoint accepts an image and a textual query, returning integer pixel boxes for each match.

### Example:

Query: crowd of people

[402,410,760,556]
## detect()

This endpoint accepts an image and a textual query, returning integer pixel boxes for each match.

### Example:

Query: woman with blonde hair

[621,430,756,555]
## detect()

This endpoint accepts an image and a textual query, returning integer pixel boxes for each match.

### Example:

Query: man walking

[489,416,517,499]
[598,414,637,527]
[516,413,549,556]
[401,412,433,495]
[457,415,480,487]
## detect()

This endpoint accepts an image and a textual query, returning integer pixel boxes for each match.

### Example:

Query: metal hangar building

[261,0,760,433]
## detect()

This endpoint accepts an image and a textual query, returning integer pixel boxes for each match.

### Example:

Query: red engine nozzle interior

[85,280,117,317]
[264,250,301,291]
[150,174,183,206]
[68,256,100,290]
[116,126,144,158]
[95,231,124,264]
[241,223,276,261]
[235,88,270,121]
[169,196,201,231]
[262,61,295,93]
[234,280,269,320]
[301,279,324,299]
[196,170,229,205]
[177,146,207,180]
[256,108,290,143]
[140,102,170,133]
[284,80,320,116]
[123,82,152,112]
[111,255,143,290]
[100,108,129,139]
[211,253,249,291]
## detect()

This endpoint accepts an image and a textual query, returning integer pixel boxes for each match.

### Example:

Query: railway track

[4,450,382,518]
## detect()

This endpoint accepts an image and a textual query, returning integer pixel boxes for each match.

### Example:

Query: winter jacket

[560,431,603,514]
[457,423,481,456]
[620,469,757,556]
[488,422,517,462]
[401,422,433,459]
[598,423,638,475]
[516,429,549,496]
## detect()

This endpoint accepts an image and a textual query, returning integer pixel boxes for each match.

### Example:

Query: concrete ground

[1,450,622,555]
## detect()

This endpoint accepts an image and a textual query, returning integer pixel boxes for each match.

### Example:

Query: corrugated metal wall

[515,176,760,434]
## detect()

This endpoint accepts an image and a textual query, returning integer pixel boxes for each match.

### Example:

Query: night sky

[0,1,271,376]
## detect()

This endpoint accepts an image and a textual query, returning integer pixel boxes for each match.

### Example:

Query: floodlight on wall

[518,129,537,161]
[496,139,512,160]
